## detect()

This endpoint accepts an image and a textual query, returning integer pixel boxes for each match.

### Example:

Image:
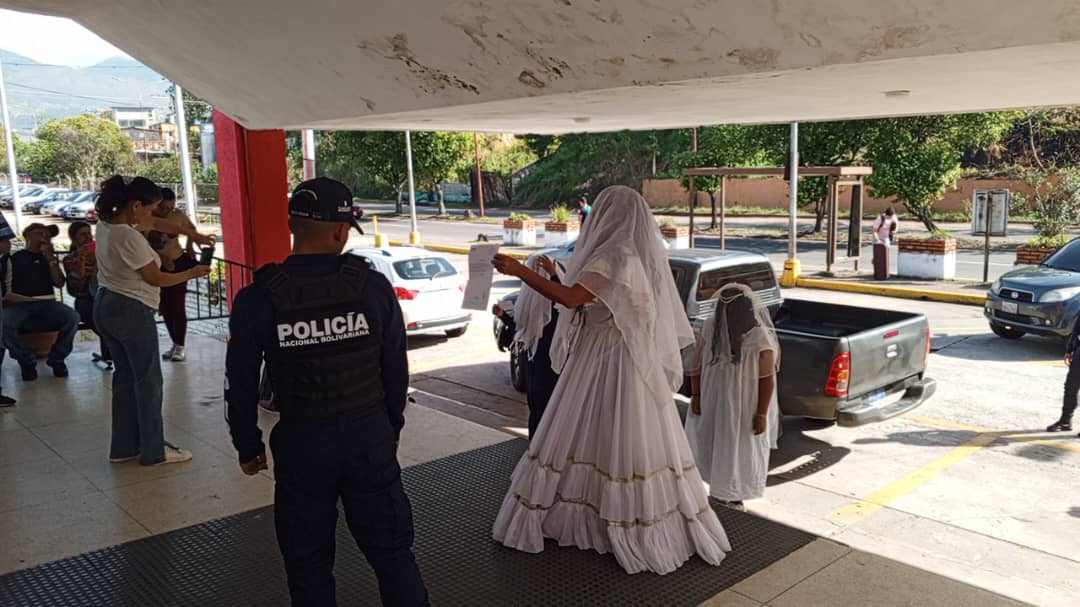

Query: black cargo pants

[270,409,429,607]
[1061,354,1080,424]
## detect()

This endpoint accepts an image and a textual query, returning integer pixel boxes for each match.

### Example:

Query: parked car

[493,248,935,426]
[44,191,95,217]
[22,189,72,214]
[347,246,471,337]
[62,197,99,221]
[985,237,1080,340]
[1,184,45,208]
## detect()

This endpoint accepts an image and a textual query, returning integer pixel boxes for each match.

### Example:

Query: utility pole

[405,130,419,244]
[301,129,316,180]
[780,122,800,287]
[0,55,24,233]
[173,84,199,225]
[474,132,485,217]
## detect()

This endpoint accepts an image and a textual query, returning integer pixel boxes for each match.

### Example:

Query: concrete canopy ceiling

[5,1,1080,133]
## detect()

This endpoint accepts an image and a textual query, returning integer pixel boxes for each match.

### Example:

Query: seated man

[1,223,80,380]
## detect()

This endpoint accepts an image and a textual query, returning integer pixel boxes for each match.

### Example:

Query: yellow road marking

[1027,359,1066,367]
[829,432,999,525]
[831,414,1080,525]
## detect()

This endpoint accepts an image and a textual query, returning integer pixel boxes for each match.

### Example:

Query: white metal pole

[780,121,800,286]
[405,130,419,243]
[788,121,799,258]
[0,56,24,233]
[301,129,316,180]
[173,84,198,225]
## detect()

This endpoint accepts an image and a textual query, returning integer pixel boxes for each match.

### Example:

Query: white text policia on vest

[277,313,372,348]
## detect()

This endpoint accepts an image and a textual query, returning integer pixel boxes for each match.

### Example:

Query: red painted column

[214,109,291,271]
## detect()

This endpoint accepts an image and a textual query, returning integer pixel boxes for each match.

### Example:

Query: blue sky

[0,9,129,67]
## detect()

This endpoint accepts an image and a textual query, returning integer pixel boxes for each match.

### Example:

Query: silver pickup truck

[494,248,936,426]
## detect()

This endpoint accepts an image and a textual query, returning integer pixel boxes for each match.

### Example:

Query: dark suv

[986,237,1080,340]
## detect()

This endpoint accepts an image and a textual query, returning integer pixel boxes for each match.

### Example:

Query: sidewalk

[0,337,1029,606]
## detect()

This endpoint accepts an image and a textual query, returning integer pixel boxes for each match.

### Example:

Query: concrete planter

[1015,244,1056,265]
[660,226,690,249]
[897,237,957,280]
[502,219,537,246]
[544,220,580,247]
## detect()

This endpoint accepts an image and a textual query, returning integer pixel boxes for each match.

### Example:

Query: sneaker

[48,362,69,378]
[20,364,38,382]
[169,349,186,362]
[152,444,193,466]
[162,346,176,361]
[1047,420,1073,432]
[0,394,15,408]
[109,453,139,463]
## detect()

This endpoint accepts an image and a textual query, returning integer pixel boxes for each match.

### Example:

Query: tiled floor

[0,333,1032,606]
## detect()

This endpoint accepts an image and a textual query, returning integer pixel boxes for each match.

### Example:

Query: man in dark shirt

[1048,317,1080,436]
[2,223,80,380]
[226,178,428,606]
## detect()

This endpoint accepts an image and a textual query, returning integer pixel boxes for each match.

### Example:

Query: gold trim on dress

[526,453,697,483]
[513,493,713,528]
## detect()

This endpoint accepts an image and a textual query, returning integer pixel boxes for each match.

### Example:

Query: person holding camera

[63,221,111,367]
[94,176,212,466]
[1,222,81,381]
[146,188,212,362]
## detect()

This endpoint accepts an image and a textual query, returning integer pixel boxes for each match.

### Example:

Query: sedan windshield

[1042,240,1080,272]
[393,257,457,280]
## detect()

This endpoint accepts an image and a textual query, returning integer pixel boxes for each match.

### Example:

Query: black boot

[1047,420,1073,432]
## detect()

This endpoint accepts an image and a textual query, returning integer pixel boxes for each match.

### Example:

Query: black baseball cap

[23,223,60,239]
[288,178,363,235]
[0,214,13,240]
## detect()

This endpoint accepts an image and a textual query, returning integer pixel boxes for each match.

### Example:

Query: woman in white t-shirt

[94,176,211,466]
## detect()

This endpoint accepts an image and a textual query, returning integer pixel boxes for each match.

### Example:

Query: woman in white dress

[685,283,781,506]
[491,185,730,575]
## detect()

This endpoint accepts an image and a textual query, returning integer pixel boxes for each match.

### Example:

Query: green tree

[27,115,134,186]
[671,125,774,228]
[864,113,1015,231]
[166,84,212,158]
[133,156,183,185]
[0,129,30,174]
[412,132,471,214]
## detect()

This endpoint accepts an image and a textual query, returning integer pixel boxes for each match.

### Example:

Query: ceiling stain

[726,47,780,70]
[519,69,547,88]
[857,25,930,61]
[361,32,481,95]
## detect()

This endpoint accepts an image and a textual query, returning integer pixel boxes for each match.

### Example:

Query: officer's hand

[492,304,503,316]
[240,449,268,476]
[1067,353,1073,367]
[492,254,524,277]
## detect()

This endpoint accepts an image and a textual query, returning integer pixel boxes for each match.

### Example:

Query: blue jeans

[94,289,165,465]
[271,411,429,607]
[2,300,79,367]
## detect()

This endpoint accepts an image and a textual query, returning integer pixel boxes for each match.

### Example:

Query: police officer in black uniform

[226,178,429,606]
[1048,316,1080,436]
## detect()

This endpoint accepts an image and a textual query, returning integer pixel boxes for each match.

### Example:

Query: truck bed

[773,298,931,424]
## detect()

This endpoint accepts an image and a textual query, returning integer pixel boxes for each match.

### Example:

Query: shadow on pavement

[854,428,1072,462]
[931,332,1062,362]
[1068,507,1080,518]
[767,417,851,487]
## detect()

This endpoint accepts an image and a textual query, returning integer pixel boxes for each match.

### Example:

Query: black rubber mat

[0,439,816,606]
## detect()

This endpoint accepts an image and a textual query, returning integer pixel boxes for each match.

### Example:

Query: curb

[795,277,987,307]
[387,240,533,260]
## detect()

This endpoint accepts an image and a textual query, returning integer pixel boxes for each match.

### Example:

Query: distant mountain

[1,50,172,136]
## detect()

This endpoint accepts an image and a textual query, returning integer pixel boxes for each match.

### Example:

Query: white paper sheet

[462,243,501,310]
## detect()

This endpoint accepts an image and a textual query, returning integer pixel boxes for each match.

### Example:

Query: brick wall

[897,238,957,254]
[1016,245,1055,265]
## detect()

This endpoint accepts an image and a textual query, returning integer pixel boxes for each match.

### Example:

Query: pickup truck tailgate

[846,317,928,398]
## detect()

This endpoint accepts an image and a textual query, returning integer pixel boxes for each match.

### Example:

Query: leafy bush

[658,216,677,229]
[549,204,573,222]
[1026,234,1069,248]
[508,212,532,221]
[1027,170,1080,241]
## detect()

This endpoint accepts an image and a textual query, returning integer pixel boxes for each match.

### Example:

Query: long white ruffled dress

[492,301,731,575]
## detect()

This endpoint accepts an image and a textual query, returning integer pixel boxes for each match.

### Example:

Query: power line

[2,61,159,71]
[6,81,169,106]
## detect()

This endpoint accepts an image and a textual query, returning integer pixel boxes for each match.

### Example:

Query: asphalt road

[404,253,1079,606]
[366,213,1017,282]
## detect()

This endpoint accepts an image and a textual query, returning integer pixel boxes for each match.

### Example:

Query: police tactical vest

[254,256,385,418]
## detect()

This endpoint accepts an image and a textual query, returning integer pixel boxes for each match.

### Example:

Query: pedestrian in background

[146,188,210,362]
[63,221,111,367]
[226,177,429,606]
[577,194,591,224]
[94,175,211,466]
[872,207,898,247]
[1048,317,1080,436]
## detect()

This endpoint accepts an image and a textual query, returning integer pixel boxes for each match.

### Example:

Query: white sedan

[347,246,471,337]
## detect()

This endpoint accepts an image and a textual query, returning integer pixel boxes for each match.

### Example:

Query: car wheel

[510,346,527,393]
[990,322,1025,339]
[445,326,468,338]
